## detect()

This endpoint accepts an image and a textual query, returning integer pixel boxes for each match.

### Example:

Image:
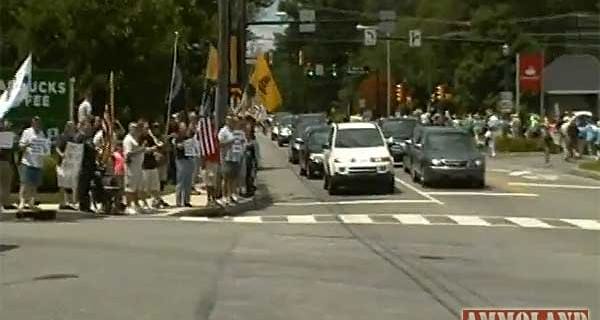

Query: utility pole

[386,34,391,117]
[216,0,230,128]
[239,0,247,87]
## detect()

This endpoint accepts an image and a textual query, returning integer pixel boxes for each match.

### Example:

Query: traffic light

[434,85,444,101]
[395,83,405,104]
[331,64,338,78]
[305,62,315,78]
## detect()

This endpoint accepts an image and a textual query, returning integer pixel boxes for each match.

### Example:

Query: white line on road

[393,214,431,225]
[508,182,600,190]
[424,192,539,197]
[273,199,435,206]
[287,215,317,224]
[448,215,491,226]
[394,177,445,205]
[506,217,554,228]
[339,214,373,224]
[488,168,511,173]
[560,219,600,230]
[232,216,263,223]
[179,217,210,222]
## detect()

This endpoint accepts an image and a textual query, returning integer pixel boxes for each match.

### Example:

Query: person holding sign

[172,121,195,207]
[217,116,241,206]
[18,116,47,211]
[0,120,16,213]
[55,121,77,210]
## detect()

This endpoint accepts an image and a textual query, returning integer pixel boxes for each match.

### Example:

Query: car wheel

[421,167,433,187]
[323,175,329,190]
[291,153,299,164]
[328,178,340,195]
[386,182,395,194]
[403,157,410,173]
[474,178,485,189]
[299,165,306,176]
[306,166,313,179]
[277,140,284,147]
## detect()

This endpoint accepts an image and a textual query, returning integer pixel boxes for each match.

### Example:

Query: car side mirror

[404,139,412,145]
[322,143,330,150]
[295,137,304,144]
[414,143,422,149]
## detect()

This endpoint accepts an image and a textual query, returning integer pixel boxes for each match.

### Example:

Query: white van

[323,122,395,195]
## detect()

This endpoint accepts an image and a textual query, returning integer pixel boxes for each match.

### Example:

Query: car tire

[328,178,340,195]
[411,166,419,182]
[386,182,395,194]
[299,165,306,176]
[474,178,485,189]
[323,175,329,190]
[421,167,433,187]
[306,166,313,179]
[403,157,410,173]
[277,140,284,147]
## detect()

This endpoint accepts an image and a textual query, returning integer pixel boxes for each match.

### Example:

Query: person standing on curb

[123,122,146,214]
[0,120,16,213]
[541,118,554,166]
[55,121,77,210]
[74,119,103,213]
[217,116,237,206]
[173,121,194,207]
[18,116,47,212]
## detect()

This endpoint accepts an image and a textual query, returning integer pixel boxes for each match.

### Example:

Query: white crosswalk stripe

[505,217,554,229]
[448,215,491,226]
[287,215,317,224]
[560,219,600,230]
[339,214,373,224]
[393,214,430,225]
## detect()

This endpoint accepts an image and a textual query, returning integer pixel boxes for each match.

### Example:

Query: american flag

[198,116,218,157]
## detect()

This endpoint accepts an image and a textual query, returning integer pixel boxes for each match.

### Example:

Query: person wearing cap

[18,116,47,211]
[123,122,147,214]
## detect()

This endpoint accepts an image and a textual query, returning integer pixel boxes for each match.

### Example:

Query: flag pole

[166,31,179,131]
[539,50,545,116]
[515,53,520,114]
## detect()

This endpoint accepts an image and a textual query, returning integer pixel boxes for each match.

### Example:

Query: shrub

[495,136,560,153]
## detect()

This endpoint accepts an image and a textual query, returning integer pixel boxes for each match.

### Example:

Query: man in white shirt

[123,122,147,214]
[217,116,236,206]
[77,92,92,123]
[18,116,48,211]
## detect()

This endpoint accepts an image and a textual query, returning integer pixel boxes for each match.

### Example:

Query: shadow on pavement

[0,244,19,253]
[0,210,107,223]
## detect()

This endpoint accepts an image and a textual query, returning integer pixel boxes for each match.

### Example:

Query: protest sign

[30,138,50,155]
[183,138,196,157]
[57,142,83,189]
[0,131,15,149]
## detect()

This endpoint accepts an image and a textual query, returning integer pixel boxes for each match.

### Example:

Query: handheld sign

[0,131,15,149]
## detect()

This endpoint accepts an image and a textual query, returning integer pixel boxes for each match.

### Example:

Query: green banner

[1,68,70,132]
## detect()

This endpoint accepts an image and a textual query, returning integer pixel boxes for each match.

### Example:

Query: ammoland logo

[462,308,589,320]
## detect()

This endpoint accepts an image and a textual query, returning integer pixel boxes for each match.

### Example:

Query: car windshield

[381,121,416,138]
[335,128,384,148]
[425,132,477,153]
[308,130,329,150]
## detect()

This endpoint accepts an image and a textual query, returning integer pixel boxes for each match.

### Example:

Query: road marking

[448,215,491,226]
[505,217,554,228]
[560,219,600,230]
[273,199,435,206]
[509,170,531,176]
[424,192,539,197]
[508,182,600,190]
[232,216,263,223]
[179,217,210,222]
[394,177,444,205]
[488,168,511,173]
[339,214,373,224]
[287,215,317,224]
[393,214,430,225]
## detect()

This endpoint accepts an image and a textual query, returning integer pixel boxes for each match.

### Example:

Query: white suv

[323,122,395,195]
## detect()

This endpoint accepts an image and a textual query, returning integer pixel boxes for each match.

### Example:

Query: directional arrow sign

[364,28,377,46]
[409,29,422,47]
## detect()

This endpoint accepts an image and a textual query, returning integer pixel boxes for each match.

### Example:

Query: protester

[243,116,258,196]
[55,121,77,210]
[232,118,247,199]
[18,116,47,211]
[112,141,126,210]
[565,117,579,161]
[140,121,167,210]
[217,116,238,206]
[77,91,93,123]
[0,120,16,212]
[202,140,220,207]
[173,121,194,207]
[123,122,146,214]
[74,119,103,213]
[153,122,170,205]
[188,112,203,194]
[541,118,554,166]
[583,118,598,156]
[486,111,500,157]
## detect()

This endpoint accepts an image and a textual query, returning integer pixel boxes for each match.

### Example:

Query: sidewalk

[489,153,600,181]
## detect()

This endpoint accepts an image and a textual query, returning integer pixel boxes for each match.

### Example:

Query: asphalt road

[1,133,598,319]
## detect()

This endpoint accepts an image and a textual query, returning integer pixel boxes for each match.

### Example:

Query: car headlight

[472,159,484,167]
[370,156,392,162]
[376,165,390,173]
[431,159,443,166]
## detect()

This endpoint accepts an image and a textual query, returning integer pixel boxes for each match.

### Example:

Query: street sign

[498,91,514,113]
[409,29,422,47]
[364,28,377,46]
[299,9,316,33]
[378,10,396,34]
[315,64,325,76]
[346,66,369,75]
[1,68,70,131]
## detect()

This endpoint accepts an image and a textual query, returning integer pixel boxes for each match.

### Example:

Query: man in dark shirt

[0,120,17,211]
[74,119,103,213]
[140,121,166,209]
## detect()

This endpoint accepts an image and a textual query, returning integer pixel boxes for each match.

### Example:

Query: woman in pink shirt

[112,142,125,208]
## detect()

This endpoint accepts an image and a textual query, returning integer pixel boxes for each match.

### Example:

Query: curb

[569,167,600,181]
[0,210,106,222]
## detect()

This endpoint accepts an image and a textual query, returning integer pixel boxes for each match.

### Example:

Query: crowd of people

[0,101,261,215]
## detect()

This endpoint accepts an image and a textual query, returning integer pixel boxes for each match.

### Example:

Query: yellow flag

[206,45,219,81]
[250,53,282,112]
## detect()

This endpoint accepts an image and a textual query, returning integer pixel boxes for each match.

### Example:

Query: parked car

[405,126,485,187]
[274,114,295,146]
[323,122,394,195]
[270,112,292,140]
[379,118,418,165]
[289,113,327,164]
[299,125,330,178]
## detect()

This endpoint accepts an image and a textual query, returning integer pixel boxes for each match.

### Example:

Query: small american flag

[198,116,218,157]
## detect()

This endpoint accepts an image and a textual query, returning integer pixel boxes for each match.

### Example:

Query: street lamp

[356,24,392,118]
[502,43,510,92]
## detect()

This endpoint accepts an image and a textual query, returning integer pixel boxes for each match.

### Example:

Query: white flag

[0,54,32,118]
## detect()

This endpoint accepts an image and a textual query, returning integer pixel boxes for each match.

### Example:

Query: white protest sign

[0,131,15,149]
[183,138,196,157]
[232,130,246,154]
[30,138,50,155]
[57,142,83,189]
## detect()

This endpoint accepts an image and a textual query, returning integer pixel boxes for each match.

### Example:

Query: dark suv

[379,118,418,165]
[405,127,485,187]
[288,113,327,164]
